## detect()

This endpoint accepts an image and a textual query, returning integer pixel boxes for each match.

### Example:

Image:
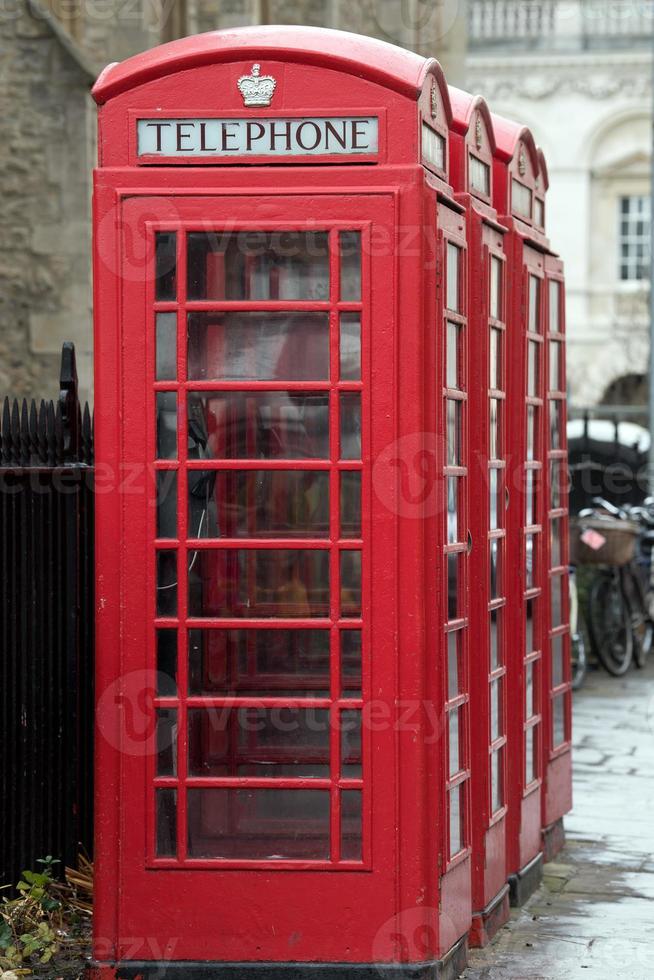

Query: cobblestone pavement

[463,660,654,980]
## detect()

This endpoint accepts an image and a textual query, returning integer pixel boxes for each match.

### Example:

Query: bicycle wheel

[621,566,653,669]
[587,573,633,676]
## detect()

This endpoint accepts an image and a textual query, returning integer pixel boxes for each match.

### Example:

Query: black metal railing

[0,343,94,890]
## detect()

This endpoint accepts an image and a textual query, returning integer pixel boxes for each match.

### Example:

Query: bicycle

[569,565,588,689]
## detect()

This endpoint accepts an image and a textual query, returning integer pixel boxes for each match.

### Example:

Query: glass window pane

[188,549,329,619]
[447,321,460,389]
[189,470,330,540]
[448,629,460,699]
[535,197,545,228]
[526,598,536,654]
[447,476,459,545]
[156,312,177,381]
[526,406,537,462]
[341,630,362,698]
[187,231,329,301]
[490,538,501,600]
[528,275,540,333]
[447,399,461,467]
[156,788,177,858]
[553,695,566,747]
[550,400,562,450]
[525,726,536,784]
[490,678,502,741]
[551,517,562,567]
[157,629,178,696]
[491,749,503,813]
[341,709,362,777]
[469,154,490,195]
[341,550,362,618]
[490,328,501,390]
[549,280,560,333]
[155,232,177,301]
[490,608,501,670]
[340,231,362,301]
[490,468,499,531]
[340,393,362,460]
[490,398,500,459]
[157,550,178,617]
[551,573,563,628]
[341,790,362,861]
[156,708,177,776]
[525,469,535,527]
[449,785,463,858]
[513,179,532,219]
[446,243,461,312]
[490,256,502,321]
[188,707,330,779]
[340,313,361,382]
[341,470,362,539]
[187,788,330,860]
[528,341,539,397]
[188,312,329,382]
[188,628,330,697]
[552,634,564,688]
[526,661,534,719]
[448,552,460,621]
[550,460,563,509]
[157,470,177,540]
[525,533,536,590]
[156,392,177,460]
[448,708,460,777]
[187,391,329,460]
[549,341,561,391]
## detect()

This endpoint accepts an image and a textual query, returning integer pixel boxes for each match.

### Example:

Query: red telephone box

[91,26,476,977]
[491,114,550,904]
[446,89,510,946]
[538,146,573,857]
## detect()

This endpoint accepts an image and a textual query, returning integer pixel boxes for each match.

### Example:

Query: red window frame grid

[147,218,372,871]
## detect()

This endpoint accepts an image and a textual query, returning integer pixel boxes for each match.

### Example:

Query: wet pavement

[464,660,654,980]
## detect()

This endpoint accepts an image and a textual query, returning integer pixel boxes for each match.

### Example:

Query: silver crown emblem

[237,64,276,108]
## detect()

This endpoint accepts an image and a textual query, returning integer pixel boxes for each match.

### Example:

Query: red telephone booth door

[102,190,402,966]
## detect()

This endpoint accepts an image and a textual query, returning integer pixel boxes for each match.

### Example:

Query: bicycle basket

[570,516,639,567]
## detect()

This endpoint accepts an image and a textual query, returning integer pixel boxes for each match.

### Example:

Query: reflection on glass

[447,321,460,389]
[550,400,562,450]
[188,312,329,382]
[525,725,535,784]
[157,470,177,540]
[549,280,560,333]
[550,460,561,510]
[447,243,461,313]
[490,468,499,530]
[448,552,460,621]
[341,550,362,618]
[156,392,177,460]
[469,154,490,194]
[156,312,177,381]
[188,706,330,778]
[491,749,502,813]
[551,518,561,567]
[157,550,177,617]
[490,328,501,390]
[447,477,458,545]
[188,628,330,696]
[340,313,361,382]
[187,788,330,860]
[156,789,177,858]
[526,598,535,653]
[526,406,537,462]
[490,539,501,600]
[528,340,538,397]
[552,634,564,687]
[490,398,500,459]
[155,232,176,301]
[525,469,534,527]
[187,391,329,460]
[525,661,534,719]
[490,678,501,741]
[341,630,362,697]
[341,709,362,777]
[513,179,533,219]
[341,790,362,861]
[490,608,501,670]
[447,399,461,467]
[449,785,463,857]
[448,629,460,699]
[549,341,561,392]
[187,231,330,301]
[528,275,540,333]
[156,708,177,776]
[525,533,535,590]
[535,198,545,228]
[341,471,361,539]
[157,629,177,696]
[188,470,329,540]
[551,574,563,627]
[490,256,502,321]
[340,231,362,302]
[340,393,362,460]
[448,708,460,777]
[188,549,329,619]
[553,695,566,747]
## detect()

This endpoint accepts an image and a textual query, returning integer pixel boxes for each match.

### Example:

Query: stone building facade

[467,0,653,412]
[0,0,466,403]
